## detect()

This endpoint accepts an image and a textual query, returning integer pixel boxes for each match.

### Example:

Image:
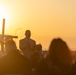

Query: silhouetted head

[25,30,31,38]
[47,38,73,64]
[5,40,17,53]
[36,44,42,52]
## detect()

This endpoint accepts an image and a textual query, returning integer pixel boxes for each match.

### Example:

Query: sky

[0,0,76,50]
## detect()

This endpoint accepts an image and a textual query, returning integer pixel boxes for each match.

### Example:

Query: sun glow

[0,5,11,32]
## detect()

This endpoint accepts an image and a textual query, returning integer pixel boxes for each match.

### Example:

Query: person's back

[35,58,66,75]
[35,38,73,75]
[0,40,32,75]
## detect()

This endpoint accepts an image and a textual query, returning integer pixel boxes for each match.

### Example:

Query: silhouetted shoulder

[0,51,32,75]
[30,38,36,43]
[19,38,25,42]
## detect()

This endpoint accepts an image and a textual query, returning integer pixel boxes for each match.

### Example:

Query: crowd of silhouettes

[0,30,76,75]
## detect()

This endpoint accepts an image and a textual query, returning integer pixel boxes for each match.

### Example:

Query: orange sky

[0,0,76,50]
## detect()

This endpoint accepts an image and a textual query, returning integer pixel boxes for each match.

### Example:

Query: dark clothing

[19,38,36,51]
[19,38,36,58]
[0,50,32,75]
[35,59,59,75]
[68,62,76,75]
[35,58,71,75]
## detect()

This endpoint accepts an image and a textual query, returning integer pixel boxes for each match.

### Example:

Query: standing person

[0,39,32,75]
[19,30,36,58]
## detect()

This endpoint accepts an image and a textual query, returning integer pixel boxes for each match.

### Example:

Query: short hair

[25,30,31,35]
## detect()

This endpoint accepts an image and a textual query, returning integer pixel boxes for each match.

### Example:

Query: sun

[0,5,11,32]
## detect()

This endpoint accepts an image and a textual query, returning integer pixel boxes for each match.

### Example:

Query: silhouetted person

[19,30,36,58]
[30,51,43,69]
[35,38,73,75]
[35,44,43,58]
[0,39,32,75]
[36,44,42,52]
[30,51,43,75]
